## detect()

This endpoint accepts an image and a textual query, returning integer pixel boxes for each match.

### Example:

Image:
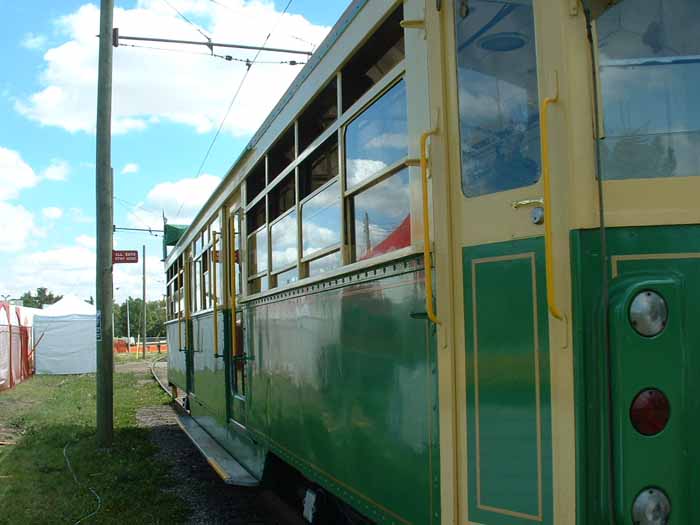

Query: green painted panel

[463,238,553,525]
[190,312,227,432]
[571,224,700,525]
[165,320,187,390]
[244,257,440,525]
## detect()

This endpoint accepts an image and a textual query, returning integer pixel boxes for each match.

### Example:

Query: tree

[19,288,62,309]
[113,297,166,339]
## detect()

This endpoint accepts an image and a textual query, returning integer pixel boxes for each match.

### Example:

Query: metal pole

[126,298,131,352]
[96,0,114,448]
[142,245,146,359]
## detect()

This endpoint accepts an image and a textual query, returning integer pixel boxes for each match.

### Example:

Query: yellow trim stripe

[611,252,700,278]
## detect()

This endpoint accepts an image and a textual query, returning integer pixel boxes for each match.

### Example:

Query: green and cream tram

[164,0,699,523]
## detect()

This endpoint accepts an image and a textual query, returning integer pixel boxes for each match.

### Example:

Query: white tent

[33,295,96,375]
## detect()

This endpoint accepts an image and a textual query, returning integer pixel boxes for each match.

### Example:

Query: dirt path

[122,358,275,525]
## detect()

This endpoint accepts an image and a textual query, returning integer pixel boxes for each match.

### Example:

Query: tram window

[351,168,411,261]
[454,0,542,197]
[233,312,245,395]
[275,266,298,287]
[271,210,298,271]
[300,135,338,199]
[192,258,200,312]
[308,251,341,277]
[247,200,265,232]
[232,211,242,297]
[302,180,341,257]
[299,78,338,152]
[345,80,408,191]
[596,0,700,180]
[269,173,295,221]
[247,226,268,276]
[246,160,266,203]
[342,6,405,111]
[248,275,269,294]
[268,126,296,181]
[201,252,210,310]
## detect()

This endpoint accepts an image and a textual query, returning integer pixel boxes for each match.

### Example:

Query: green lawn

[0,366,187,524]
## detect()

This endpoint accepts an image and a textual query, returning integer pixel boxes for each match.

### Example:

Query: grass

[0,363,188,524]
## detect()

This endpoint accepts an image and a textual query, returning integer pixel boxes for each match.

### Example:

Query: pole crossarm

[103,32,314,56]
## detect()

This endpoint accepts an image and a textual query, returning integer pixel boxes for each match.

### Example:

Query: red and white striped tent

[0,302,40,391]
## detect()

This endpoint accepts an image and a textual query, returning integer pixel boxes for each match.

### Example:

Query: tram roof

[166,0,370,266]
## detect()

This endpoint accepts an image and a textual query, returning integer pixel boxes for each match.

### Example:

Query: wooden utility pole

[142,245,147,359]
[95,0,114,448]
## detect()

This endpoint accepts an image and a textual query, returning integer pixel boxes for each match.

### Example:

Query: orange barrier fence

[114,340,168,354]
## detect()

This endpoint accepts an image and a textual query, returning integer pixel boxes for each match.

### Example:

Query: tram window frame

[341,5,405,112]
[452,0,543,197]
[343,77,411,262]
[267,126,296,182]
[299,77,338,154]
[246,159,266,203]
[235,4,416,298]
[270,206,298,274]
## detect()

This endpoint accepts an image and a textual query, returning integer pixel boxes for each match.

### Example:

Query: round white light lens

[632,488,671,525]
[629,291,668,337]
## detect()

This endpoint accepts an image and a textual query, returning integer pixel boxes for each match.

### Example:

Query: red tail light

[630,389,670,436]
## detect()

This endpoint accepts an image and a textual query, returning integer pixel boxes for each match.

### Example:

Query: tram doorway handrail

[420,128,441,325]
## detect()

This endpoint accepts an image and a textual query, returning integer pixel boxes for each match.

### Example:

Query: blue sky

[0,0,349,303]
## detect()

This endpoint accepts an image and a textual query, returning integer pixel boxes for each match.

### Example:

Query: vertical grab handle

[541,87,563,321]
[420,128,441,325]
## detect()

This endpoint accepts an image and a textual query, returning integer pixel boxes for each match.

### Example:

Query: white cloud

[42,207,64,220]
[121,162,139,175]
[2,241,164,303]
[41,159,70,181]
[16,1,329,137]
[21,33,47,50]
[128,173,221,229]
[0,202,39,252]
[76,234,96,248]
[0,147,39,200]
[113,254,165,303]
[68,207,94,224]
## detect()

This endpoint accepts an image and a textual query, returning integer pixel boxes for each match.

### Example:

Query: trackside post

[95,0,114,447]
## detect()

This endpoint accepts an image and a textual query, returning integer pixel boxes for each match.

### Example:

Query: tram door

[226,206,247,427]
[427,2,574,524]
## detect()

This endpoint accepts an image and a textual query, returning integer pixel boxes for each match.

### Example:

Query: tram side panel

[189,311,228,442]
[244,257,440,525]
[165,319,187,392]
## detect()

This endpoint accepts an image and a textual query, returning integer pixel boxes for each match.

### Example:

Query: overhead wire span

[119,42,305,65]
[176,0,296,220]
[159,0,211,42]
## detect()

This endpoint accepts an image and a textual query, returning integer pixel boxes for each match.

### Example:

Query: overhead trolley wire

[119,42,305,65]
[176,0,296,220]
[159,0,211,42]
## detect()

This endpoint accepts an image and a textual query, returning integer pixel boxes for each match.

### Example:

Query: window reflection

[247,228,268,275]
[308,251,341,277]
[276,267,298,287]
[454,0,541,197]
[345,80,408,190]
[353,169,411,260]
[271,210,298,270]
[302,181,341,257]
[597,0,700,179]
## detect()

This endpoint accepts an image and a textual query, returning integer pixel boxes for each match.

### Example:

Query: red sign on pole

[112,250,139,264]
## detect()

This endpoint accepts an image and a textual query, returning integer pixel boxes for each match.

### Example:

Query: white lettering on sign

[96,310,102,342]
